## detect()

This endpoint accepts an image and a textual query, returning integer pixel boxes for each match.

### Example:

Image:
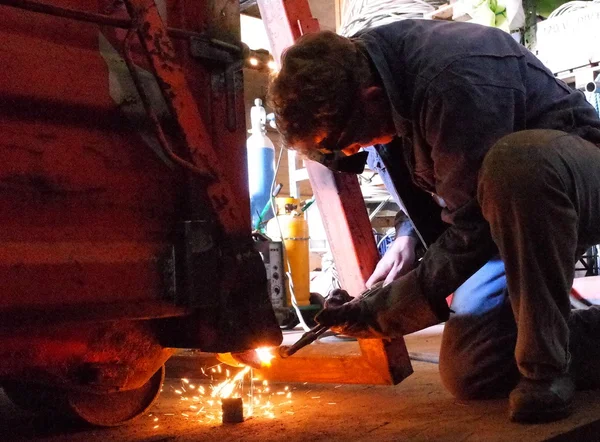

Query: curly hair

[268,31,373,149]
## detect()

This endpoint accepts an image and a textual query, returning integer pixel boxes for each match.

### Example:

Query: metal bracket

[174,220,220,308]
[190,38,245,131]
[189,37,240,64]
[160,245,177,302]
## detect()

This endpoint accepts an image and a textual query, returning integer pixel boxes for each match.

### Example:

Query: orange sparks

[211,366,251,399]
[156,365,295,430]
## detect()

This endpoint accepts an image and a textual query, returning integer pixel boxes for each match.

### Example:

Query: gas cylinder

[247,98,275,229]
[266,198,311,306]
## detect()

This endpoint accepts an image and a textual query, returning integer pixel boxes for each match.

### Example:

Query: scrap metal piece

[217,349,269,369]
[216,352,247,368]
[221,398,244,423]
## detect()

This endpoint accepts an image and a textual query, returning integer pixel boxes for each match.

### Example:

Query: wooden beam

[306,162,378,296]
[334,0,343,32]
[256,0,413,385]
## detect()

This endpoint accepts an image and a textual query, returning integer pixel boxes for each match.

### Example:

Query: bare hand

[366,235,418,288]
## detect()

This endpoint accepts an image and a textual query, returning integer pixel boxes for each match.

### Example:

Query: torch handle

[278,324,328,358]
[278,282,385,358]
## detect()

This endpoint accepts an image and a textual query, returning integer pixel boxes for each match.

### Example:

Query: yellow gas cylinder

[266,198,311,306]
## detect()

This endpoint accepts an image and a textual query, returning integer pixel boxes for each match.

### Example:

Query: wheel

[2,365,165,427]
[67,365,165,427]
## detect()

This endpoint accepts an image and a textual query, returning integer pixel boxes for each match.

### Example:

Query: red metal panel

[0,0,251,311]
[0,1,180,311]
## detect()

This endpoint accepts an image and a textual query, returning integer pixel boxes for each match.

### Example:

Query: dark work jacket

[358,19,600,321]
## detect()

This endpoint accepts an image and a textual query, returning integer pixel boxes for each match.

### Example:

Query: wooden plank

[306,162,379,295]
[258,340,391,385]
[256,0,412,385]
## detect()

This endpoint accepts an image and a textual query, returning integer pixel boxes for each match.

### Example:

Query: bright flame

[267,60,278,71]
[255,347,275,367]
[249,57,259,66]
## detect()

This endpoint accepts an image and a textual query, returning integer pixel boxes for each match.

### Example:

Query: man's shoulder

[360,19,498,40]
[360,19,527,90]
[360,19,523,59]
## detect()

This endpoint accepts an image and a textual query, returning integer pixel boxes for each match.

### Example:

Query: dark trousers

[438,130,600,399]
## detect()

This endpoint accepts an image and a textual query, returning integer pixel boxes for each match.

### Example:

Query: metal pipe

[586,81,600,93]
[369,195,392,221]
[0,0,132,27]
[0,0,243,54]
[278,324,329,358]
[122,23,212,177]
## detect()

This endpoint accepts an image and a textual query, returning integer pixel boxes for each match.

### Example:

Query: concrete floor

[2,326,600,442]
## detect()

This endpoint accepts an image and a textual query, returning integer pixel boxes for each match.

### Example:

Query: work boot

[509,375,575,423]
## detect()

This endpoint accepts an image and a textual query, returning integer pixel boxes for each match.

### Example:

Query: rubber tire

[2,365,165,427]
[67,365,165,427]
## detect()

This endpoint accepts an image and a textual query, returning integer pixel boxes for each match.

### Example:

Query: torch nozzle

[278,324,329,358]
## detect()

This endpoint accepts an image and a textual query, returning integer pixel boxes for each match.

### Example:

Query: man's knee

[439,312,519,399]
[439,343,519,400]
[439,352,489,399]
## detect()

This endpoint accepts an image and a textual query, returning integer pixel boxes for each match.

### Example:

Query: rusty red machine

[0,0,282,426]
[0,0,414,427]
